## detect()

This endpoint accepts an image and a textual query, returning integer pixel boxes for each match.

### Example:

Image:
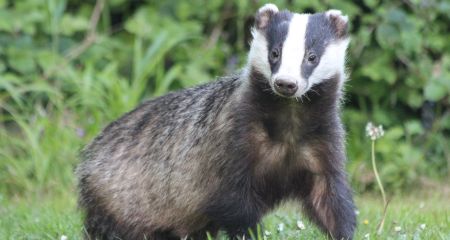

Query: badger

[77,3,356,240]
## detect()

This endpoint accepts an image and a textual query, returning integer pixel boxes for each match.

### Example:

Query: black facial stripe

[266,10,293,74]
[301,13,336,80]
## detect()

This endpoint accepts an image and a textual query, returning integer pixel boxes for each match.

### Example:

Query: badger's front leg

[302,172,356,240]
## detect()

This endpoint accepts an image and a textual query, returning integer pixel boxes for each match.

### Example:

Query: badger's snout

[274,78,298,97]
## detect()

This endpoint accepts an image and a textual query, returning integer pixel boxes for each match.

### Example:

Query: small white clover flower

[420,223,426,230]
[364,233,370,239]
[60,235,68,240]
[277,223,284,232]
[394,226,402,232]
[366,122,384,140]
[296,220,306,230]
[264,230,272,236]
[419,202,425,209]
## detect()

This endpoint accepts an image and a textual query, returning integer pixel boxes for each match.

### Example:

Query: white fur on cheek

[307,39,350,90]
[246,29,271,79]
[272,14,309,92]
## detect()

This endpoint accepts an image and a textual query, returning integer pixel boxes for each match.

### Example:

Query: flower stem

[371,140,387,234]
[372,140,386,206]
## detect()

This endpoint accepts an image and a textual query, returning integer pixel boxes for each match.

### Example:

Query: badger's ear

[326,9,349,39]
[255,3,279,30]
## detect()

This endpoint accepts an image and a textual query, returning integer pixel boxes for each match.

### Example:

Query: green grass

[1,191,448,240]
[0,192,82,239]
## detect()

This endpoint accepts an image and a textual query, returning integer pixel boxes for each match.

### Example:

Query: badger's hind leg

[83,208,179,240]
[81,197,168,240]
[82,204,124,240]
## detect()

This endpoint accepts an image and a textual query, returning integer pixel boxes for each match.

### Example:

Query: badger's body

[77,4,356,240]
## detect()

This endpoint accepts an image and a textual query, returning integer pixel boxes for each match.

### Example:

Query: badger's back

[77,75,241,239]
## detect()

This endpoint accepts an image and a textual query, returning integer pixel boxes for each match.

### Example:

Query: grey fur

[77,6,356,240]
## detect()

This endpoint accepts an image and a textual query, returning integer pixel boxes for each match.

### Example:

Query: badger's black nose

[274,79,298,97]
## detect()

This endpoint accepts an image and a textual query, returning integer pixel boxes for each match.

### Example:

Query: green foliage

[342,1,450,192]
[0,0,449,198]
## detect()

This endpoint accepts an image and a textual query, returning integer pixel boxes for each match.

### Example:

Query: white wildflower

[394,226,402,232]
[60,236,68,240]
[264,230,272,236]
[354,210,360,215]
[420,224,426,230]
[365,122,384,140]
[277,223,284,232]
[419,202,425,209]
[296,220,306,230]
[364,233,370,239]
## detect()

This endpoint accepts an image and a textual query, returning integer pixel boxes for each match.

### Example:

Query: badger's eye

[308,54,317,63]
[270,48,280,62]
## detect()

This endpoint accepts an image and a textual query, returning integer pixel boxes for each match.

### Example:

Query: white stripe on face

[272,14,309,95]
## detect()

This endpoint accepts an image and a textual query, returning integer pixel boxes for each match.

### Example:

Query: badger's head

[247,4,350,98]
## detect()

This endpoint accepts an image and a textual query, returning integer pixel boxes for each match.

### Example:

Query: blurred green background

[0,0,449,209]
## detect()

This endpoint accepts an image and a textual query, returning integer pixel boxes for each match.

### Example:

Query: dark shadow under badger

[77,3,356,240]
